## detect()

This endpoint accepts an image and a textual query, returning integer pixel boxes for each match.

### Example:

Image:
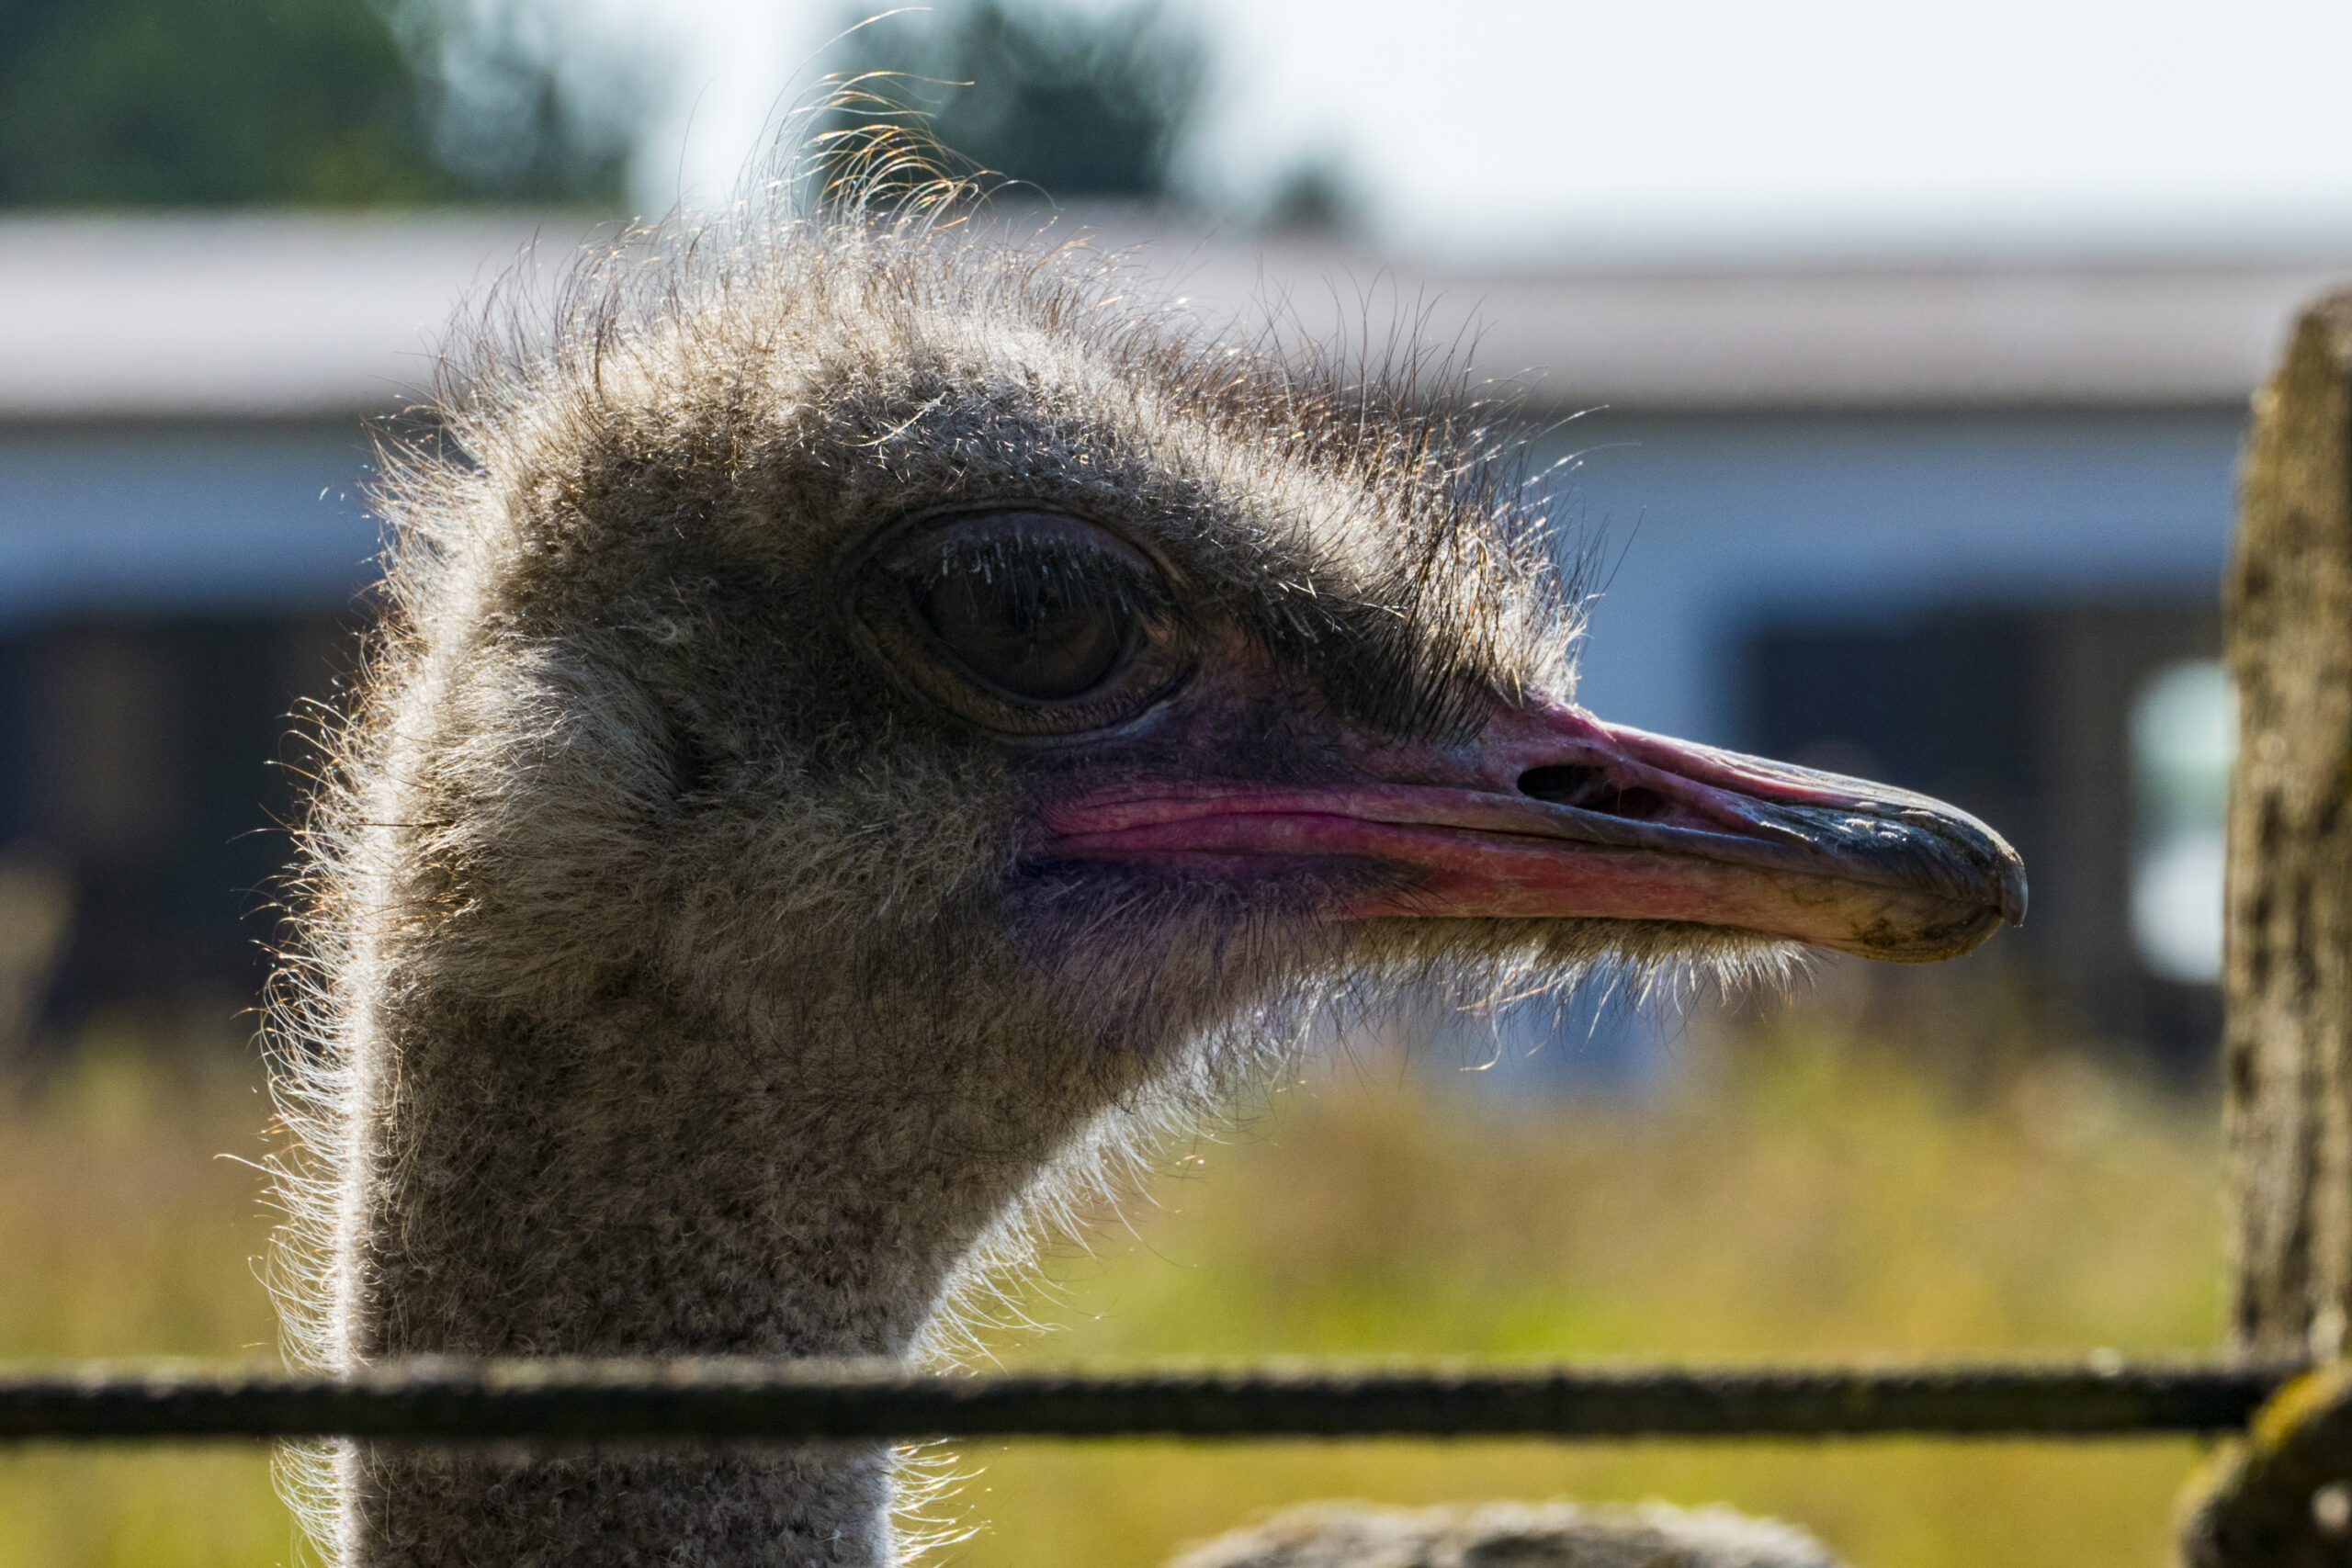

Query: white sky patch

[607,0,2352,259]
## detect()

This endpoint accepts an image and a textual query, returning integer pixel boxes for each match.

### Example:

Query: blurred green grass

[0,1016,2222,1567]
[0,1032,292,1568]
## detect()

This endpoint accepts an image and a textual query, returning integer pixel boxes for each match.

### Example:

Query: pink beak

[1044,702,2025,963]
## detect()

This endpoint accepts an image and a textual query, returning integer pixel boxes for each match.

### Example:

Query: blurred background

[1,1,2347,1563]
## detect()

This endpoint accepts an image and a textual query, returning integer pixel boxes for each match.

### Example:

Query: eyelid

[876,509,1166,579]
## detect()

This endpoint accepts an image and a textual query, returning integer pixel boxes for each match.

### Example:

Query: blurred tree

[1260,154,1360,233]
[0,0,637,207]
[824,0,1207,202]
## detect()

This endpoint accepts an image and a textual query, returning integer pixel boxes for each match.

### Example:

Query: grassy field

[0,1010,2223,1567]
[0,1032,295,1568]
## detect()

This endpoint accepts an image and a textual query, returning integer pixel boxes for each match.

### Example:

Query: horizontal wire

[0,1357,2305,1442]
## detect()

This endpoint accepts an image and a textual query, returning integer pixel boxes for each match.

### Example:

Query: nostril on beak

[1610,787,1670,820]
[1517,764,1604,805]
[1517,764,1672,822]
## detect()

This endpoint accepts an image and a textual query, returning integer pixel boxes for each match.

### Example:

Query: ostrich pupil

[914,554,1129,702]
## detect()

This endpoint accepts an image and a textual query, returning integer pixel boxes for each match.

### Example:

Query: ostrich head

[279,200,2022,1565]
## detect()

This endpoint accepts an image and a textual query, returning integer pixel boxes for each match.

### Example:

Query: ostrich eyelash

[911,536,1170,625]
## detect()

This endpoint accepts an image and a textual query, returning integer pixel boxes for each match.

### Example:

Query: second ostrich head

[279,201,2023,1565]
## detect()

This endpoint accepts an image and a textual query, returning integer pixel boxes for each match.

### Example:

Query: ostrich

[267,194,2024,1568]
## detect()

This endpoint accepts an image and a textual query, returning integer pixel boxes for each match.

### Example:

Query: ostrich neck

[329,967,1096,1567]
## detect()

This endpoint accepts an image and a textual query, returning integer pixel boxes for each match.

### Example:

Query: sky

[597,0,2352,261]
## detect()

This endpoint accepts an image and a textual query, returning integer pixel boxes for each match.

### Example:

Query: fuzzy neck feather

[321,932,1160,1565]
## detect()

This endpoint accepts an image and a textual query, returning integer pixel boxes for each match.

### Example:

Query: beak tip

[1999,866,2029,928]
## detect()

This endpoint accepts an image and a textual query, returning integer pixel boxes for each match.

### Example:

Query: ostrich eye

[855,510,1189,734]
[910,550,1132,702]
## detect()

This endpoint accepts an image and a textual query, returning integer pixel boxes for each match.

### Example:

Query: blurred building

[0,212,2341,1063]
[0,215,569,1037]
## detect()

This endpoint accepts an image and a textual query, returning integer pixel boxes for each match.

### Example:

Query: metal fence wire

[0,1358,2306,1443]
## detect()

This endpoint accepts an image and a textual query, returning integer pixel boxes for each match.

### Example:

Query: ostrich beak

[1046,703,2026,964]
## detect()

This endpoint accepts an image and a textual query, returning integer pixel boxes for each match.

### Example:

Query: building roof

[2,211,2346,418]
[0,213,582,422]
